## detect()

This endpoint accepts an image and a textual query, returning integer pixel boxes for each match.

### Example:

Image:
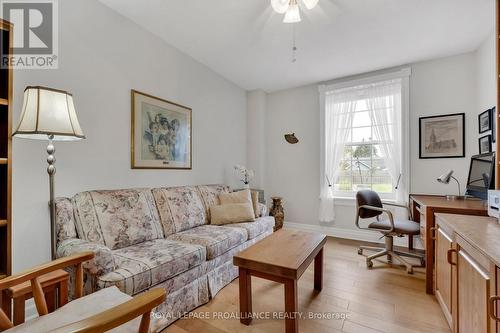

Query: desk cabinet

[435,225,453,327]
[456,242,491,333]
[435,214,500,333]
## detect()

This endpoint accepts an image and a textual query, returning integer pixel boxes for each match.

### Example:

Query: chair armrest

[382,202,412,219]
[47,288,166,333]
[0,252,94,292]
[57,239,116,276]
[357,205,395,232]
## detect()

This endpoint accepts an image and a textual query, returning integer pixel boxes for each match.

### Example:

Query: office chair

[355,190,425,274]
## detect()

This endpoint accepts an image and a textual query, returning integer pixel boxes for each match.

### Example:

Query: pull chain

[292,24,297,63]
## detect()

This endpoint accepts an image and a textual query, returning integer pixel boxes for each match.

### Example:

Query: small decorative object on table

[234,165,254,189]
[270,197,284,231]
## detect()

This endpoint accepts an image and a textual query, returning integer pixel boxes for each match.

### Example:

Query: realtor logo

[1,0,58,69]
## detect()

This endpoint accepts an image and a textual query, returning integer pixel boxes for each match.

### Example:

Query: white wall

[476,30,497,150]
[246,90,267,189]
[263,50,490,240]
[12,0,247,271]
[410,53,477,194]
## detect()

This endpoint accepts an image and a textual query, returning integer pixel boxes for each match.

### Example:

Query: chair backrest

[356,190,383,219]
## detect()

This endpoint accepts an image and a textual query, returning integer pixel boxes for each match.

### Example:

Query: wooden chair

[0,252,166,333]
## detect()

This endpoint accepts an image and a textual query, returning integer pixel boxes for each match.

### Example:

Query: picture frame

[478,109,492,134]
[131,90,192,169]
[479,135,492,154]
[492,107,496,143]
[419,113,465,159]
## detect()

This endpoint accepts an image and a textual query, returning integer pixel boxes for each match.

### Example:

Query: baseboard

[283,221,424,249]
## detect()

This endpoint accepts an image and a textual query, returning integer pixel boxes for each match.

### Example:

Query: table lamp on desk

[437,170,464,200]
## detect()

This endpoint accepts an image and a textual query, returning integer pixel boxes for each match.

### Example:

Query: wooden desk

[234,229,326,333]
[409,195,488,294]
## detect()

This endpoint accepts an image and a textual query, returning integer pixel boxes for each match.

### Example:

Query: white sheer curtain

[319,76,407,223]
[319,89,357,223]
[367,79,406,204]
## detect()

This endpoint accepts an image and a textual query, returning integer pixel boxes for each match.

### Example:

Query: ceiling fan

[271,0,319,23]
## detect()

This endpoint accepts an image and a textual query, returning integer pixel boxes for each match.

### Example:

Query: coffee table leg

[239,267,252,325]
[314,248,323,292]
[284,279,298,333]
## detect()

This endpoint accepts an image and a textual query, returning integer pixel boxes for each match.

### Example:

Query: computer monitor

[465,152,495,200]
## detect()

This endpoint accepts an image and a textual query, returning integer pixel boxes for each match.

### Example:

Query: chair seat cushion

[225,216,275,239]
[167,225,247,260]
[368,219,420,235]
[98,239,206,295]
[5,286,141,333]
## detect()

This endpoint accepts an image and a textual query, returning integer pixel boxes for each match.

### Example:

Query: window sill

[332,196,396,206]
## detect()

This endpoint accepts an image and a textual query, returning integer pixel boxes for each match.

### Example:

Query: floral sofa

[54,185,274,332]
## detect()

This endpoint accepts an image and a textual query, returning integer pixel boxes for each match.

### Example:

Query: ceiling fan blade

[302,0,319,10]
[271,0,289,14]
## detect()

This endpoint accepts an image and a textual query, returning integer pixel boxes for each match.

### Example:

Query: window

[319,69,410,222]
[335,98,395,196]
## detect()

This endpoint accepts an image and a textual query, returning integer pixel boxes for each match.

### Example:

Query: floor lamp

[13,86,86,260]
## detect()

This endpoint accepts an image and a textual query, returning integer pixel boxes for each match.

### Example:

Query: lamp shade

[437,170,454,184]
[13,86,85,141]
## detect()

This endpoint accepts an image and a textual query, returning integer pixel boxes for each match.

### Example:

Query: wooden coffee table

[233,229,326,333]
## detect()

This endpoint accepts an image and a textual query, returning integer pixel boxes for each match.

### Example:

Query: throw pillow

[251,190,259,218]
[219,189,252,205]
[210,203,256,225]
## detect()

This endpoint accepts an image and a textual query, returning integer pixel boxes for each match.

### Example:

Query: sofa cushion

[195,184,230,223]
[152,186,206,236]
[225,216,275,240]
[5,286,141,333]
[166,225,247,260]
[72,189,164,250]
[97,239,206,295]
[55,197,77,244]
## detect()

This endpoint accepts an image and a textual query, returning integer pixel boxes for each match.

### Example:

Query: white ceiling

[99,0,495,92]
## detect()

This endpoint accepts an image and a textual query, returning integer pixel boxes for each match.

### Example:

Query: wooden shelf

[0,99,7,106]
[0,158,7,165]
[0,220,7,227]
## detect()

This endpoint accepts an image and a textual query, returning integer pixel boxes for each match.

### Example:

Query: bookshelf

[0,19,12,278]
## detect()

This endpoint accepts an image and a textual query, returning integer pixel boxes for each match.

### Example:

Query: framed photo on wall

[419,113,465,159]
[478,109,491,133]
[492,107,496,143]
[479,134,492,154]
[131,90,192,169]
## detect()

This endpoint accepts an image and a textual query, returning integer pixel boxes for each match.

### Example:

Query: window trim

[319,67,411,200]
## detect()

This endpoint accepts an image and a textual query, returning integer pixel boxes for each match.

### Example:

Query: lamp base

[445,195,465,201]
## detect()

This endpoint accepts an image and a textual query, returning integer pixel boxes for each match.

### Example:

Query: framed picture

[131,90,192,169]
[419,113,465,159]
[479,135,492,154]
[478,109,491,133]
[492,107,496,143]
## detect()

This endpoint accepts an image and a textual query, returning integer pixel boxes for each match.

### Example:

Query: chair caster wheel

[407,267,414,275]
[366,260,373,268]
[387,255,392,263]
[358,249,363,255]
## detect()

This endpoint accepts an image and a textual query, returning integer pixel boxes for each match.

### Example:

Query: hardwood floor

[161,237,451,333]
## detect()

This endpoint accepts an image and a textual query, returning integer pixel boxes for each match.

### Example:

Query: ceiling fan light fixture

[283,2,301,23]
[301,0,319,10]
[271,0,289,14]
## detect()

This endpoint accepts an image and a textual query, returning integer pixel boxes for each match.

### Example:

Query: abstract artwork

[131,90,192,169]
[419,113,465,159]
